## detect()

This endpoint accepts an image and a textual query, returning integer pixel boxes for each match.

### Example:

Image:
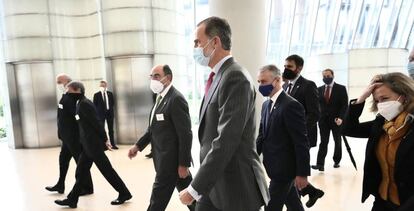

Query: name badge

[75,115,80,120]
[156,114,164,121]
[58,104,63,109]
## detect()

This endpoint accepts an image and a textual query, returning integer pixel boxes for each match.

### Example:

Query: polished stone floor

[0,136,374,211]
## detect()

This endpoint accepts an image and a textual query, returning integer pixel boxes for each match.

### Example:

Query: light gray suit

[192,58,269,211]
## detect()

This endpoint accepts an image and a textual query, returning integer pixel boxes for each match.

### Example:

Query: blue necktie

[264,99,273,133]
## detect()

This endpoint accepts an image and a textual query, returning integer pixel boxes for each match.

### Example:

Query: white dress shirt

[101,90,110,110]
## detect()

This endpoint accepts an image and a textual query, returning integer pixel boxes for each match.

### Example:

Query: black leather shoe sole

[311,165,324,171]
[54,199,77,208]
[111,194,132,205]
[334,163,340,168]
[306,189,325,208]
[45,186,64,194]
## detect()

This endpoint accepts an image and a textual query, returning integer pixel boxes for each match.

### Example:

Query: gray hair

[260,64,281,77]
[197,16,232,50]
[66,81,85,94]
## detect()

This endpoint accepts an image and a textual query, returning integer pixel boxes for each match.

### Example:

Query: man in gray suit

[128,65,195,211]
[179,16,269,211]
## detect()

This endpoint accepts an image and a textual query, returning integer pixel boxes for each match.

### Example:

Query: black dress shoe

[334,163,340,168]
[45,185,64,194]
[306,188,324,208]
[112,145,119,150]
[311,165,324,171]
[111,193,132,205]
[54,199,77,208]
[145,152,153,159]
[79,189,94,196]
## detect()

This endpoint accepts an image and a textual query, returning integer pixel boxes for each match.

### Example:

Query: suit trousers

[147,172,194,211]
[196,195,262,211]
[101,115,115,146]
[67,149,129,202]
[372,197,399,211]
[57,139,93,192]
[266,180,304,211]
[316,119,342,166]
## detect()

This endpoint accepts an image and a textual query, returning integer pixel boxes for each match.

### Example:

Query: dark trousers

[266,180,304,211]
[57,140,93,192]
[147,173,194,211]
[372,197,399,211]
[101,115,115,146]
[67,149,129,202]
[316,119,342,166]
[195,195,261,211]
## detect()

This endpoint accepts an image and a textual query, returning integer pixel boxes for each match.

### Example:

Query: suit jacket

[135,86,192,175]
[93,90,115,120]
[257,91,310,181]
[318,82,348,124]
[343,100,414,209]
[57,93,79,142]
[283,75,320,147]
[192,58,269,211]
[76,96,107,155]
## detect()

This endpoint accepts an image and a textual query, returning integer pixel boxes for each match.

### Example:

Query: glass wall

[267,0,414,67]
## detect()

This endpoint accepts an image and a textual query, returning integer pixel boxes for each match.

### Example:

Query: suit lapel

[150,86,175,127]
[264,91,286,138]
[290,76,303,97]
[199,58,234,124]
[396,122,414,166]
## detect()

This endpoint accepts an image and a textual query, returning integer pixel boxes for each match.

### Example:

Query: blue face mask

[408,62,414,78]
[193,39,215,66]
[259,84,274,97]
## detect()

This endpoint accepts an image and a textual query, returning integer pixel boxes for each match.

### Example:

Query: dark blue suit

[257,91,310,211]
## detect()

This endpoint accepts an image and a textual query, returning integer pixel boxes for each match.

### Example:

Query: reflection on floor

[0,137,374,211]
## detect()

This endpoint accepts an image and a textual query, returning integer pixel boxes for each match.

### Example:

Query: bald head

[150,64,173,82]
[56,73,72,86]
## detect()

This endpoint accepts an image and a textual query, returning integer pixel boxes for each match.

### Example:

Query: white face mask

[377,96,403,121]
[99,87,106,92]
[58,84,66,93]
[193,39,215,66]
[150,79,165,94]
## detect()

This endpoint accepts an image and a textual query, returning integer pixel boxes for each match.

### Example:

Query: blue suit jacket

[257,91,310,181]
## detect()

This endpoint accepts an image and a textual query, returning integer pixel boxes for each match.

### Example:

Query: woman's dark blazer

[343,99,414,210]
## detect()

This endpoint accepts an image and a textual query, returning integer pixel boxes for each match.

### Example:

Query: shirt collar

[159,83,172,98]
[212,55,232,74]
[269,88,283,104]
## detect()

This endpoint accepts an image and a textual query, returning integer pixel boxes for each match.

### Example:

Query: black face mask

[282,68,297,80]
[67,93,83,100]
[323,77,333,85]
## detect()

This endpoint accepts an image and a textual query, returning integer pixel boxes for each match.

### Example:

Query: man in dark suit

[93,80,118,149]
[46,74,93,195]
[282,54,320,148]
[128,64,194,211]
[312,69,348,171]
[179,16,269,211]
[257,65,323,210]
[55,81,131,209]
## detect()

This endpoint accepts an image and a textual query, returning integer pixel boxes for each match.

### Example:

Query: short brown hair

[197,16,232,50]
[323,69,334,76]
[371,72,414,113]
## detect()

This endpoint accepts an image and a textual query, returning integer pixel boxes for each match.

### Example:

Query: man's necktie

[264,99,273,133]
[205,72,216,96]
[150,95,163,125]
[155,95,162,108]
[324,86,331,103]
[287,83,293,95]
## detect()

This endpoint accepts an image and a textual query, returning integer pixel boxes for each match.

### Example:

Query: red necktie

[205,72,215,96]
[324,86,331,103]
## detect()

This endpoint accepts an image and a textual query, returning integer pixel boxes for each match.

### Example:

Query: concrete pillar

[209,0,267,78]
